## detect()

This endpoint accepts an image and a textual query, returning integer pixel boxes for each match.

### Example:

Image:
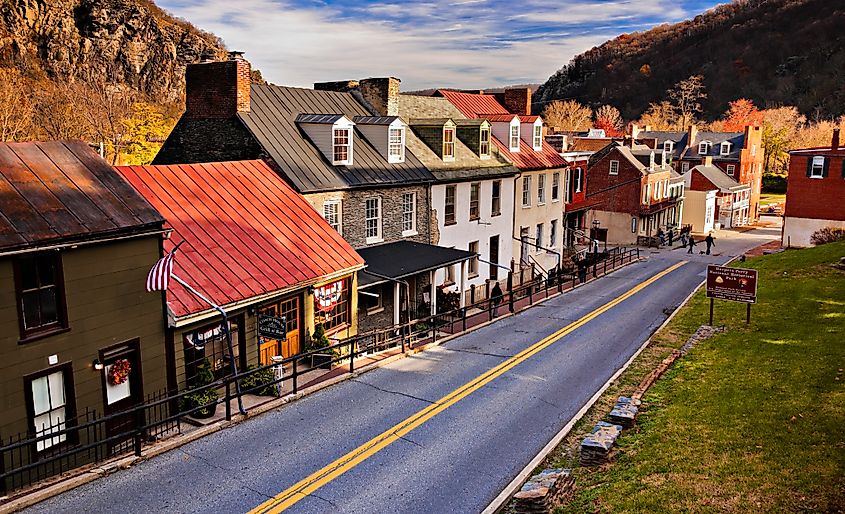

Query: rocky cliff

[0,0,226,102]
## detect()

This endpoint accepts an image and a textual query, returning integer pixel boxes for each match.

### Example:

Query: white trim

[609,160,619,175]
[510,119,521,152]
[387,122,405,163]
[364,196,382,243]
[322,200,342,235]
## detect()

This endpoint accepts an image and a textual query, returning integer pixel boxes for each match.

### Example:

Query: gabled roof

[409,118,454,126]
[352,116,401,125]
[610,145,674,175]
[0,140,163,253]
[638,131,688,159]
[683,131,744,160]
[438,89,568,171]
[689,164,750,192]
[480,114,520,122]
[116,160,364,319]
[237,85,433,193]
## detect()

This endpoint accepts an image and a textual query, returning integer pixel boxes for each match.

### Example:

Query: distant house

[438,88,570,273]
[116,160,364,388]
[0,141,168,465]
[684,159,752,231]
[636,124,764,221]
[782,129,845,247]
[585,143,685,244]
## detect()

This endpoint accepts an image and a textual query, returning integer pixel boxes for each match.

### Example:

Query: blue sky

[158,0,726,90]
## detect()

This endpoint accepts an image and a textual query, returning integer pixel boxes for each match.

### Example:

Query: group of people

[657,227,716,254]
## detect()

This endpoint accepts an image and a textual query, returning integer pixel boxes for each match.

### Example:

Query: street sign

[706,265,758,304]
[258,314,286,340]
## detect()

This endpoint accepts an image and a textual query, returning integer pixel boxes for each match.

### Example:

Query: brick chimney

[686,125,698,151]
[833,128,841,149]
[503,87,532,116]
[358,77,401,116]
[703,156,713,166]
[185,52,251,119]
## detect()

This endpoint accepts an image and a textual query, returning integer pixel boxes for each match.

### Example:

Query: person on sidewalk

[490,282,504,316]
[668,229,674,247]
[705,233,715,255]
[657,228,665,247]
[680,231,687,248]
[687,235,697,254]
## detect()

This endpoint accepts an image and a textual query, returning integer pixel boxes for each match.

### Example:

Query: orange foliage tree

[722,98,764,132]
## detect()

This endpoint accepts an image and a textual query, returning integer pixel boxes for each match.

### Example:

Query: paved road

[27,226,778,514]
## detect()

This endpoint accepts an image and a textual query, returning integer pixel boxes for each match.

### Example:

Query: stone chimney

[358,77,401,116]
[703,156,713,166]
[185,52,251,119]
[832,128,841,149]
[503,87,532,116]
[313,80,360,93]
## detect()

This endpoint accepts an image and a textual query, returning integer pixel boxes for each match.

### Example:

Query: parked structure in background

[782,129,845,247]
[438,88,570,275]
[0,141,168,472]
[635,124,763,221]
[116,160,364,385]
[683,158,752,231]
[584,143,685,244]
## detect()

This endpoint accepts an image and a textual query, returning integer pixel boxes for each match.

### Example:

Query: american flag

[146,242,182,292]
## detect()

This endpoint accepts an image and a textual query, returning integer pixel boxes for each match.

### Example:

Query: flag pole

[171,274,246,415]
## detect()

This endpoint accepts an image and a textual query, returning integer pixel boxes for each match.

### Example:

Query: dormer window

[296,113,355,166]
[533,125,542,150]
[720,141,731,156]
[333,128,352,165]
[388,127,404,163]
[698,141,711,155]
[480,127,491,158]
[510,124,520,151]
[443,127,455,160]
[663,140,674,153]
[352,115,405,164]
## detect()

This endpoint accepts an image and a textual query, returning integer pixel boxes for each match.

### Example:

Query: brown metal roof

[0,140,164,252]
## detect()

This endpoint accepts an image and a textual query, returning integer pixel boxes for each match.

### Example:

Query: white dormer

[649,151,655,170]
[520,117,544,151]
[509,118,520,152]
[698,141,711,155]
[296,114,355,166]
[720,141,732,156]
[353,116,406,163]
[485,114,521,153]
[663,140,674,153]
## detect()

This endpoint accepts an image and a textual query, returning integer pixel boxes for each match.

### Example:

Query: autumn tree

[593,105,623,136]
[760,106,805,175]
[637,101,675,131]
[0,68,34,141]
[667,75,706,129]
[79,79,135,164]
[542,100,592,132]
[721,98,764,132]
[32,82,92,141]
[122,102,172,165]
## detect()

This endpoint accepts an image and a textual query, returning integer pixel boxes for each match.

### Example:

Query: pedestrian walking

[687,235,697,254]
[705,233,715,255]
[668,229,674,247]
[490,282,503,316]
[657,228,665,247]
[680,231,687,248]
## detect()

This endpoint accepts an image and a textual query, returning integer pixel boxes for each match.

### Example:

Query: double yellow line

[250,260,687,513]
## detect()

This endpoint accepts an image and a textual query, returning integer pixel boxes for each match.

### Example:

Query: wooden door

[99,340,144,454]
[258,296,301,364]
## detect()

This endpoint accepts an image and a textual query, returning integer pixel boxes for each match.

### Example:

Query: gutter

[0,227,170,258]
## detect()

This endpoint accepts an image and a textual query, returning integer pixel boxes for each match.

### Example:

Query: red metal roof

[116,160,364,318]
[439,90,568,171]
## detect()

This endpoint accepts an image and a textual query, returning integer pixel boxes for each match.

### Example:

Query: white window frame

[479,127,491,158]
[323,200,342,234]
[443,127,455,161]
[574,168,583,193]
[810,156,825,178]
[491,179,501,216]
[401,192,416,236]
[364,197,382,244]
[468,241,479,277]
[698,141,711,155]
[510,122,520,152]
[631,217,638,233]
[663,140,674,153]
[537,173,546,205]
[388,126,405,163]
[30,370,68,452]
[533,124,543,150]
[332,127,353,165]
[681,162,690,173]
[609,160,619,175]
[522,176,531,207]
[551,172,560,201]
[469,182,480,221]
[720,141,731,156]
[726,164,736,176]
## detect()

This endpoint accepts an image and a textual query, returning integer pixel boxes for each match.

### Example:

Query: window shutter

[806,158,813,177]
[822,157,830,177]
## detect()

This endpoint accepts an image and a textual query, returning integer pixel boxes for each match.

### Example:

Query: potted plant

[305,324,335,370]
[182,358,218,419]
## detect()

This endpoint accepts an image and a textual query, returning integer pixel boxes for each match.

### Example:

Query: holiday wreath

[108,359,131,385]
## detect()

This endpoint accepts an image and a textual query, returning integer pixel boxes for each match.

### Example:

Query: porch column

[393,282,400,326]
[430,270,437,316]
[459,260,468,309]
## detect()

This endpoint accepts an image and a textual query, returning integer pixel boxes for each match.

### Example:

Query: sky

[157,0,727,90]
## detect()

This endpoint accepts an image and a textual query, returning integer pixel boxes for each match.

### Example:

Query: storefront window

[314,278,351,333]
[183,319,240,385]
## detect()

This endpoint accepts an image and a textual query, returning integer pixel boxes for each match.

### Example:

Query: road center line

[250,260,688,514]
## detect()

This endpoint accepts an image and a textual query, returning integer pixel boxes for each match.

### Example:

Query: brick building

[782,129,845,247]
[684,159,751,230]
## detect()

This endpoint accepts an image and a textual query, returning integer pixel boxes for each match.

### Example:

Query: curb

[1,258,642,513]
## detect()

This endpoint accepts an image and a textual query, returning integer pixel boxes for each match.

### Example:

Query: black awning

[356,240,475,281]
[358,271,387,288]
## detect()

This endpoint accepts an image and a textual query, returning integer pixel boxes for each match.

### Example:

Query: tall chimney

[703,156,713,167]
[630,123,641,139]
[687,125,698,151]
[359,77,401,116]
[833,128,841,149]
[503,87,532,116]
[185,54,251,118]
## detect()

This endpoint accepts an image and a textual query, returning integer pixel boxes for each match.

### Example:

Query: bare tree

[32,81,92,141]
[637,101,676,131]
[79,79,135,164]
[0,69,35,141]
[542,100,593,132]
[667,75,706,129]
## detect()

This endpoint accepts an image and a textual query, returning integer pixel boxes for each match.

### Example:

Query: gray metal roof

[410,118,454,126]
[638,131,688,159]
[352,116,400,125]
[690,165,749,192]
[682,132,744,161]
[238,85,433,193]
[295,113,345,124]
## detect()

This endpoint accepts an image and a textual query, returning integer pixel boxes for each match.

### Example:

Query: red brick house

[782,129,845,247]
[685,159,752,229]
[585,143,685,244]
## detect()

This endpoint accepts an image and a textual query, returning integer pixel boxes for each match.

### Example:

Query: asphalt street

[26,226,778,514]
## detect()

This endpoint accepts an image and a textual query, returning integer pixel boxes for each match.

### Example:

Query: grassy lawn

[547,242,845,513]
[760,193,786,206]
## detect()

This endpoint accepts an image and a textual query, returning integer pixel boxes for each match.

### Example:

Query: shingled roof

[0,140,163,253]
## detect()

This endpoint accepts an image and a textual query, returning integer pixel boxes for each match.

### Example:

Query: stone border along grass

[505,325,728,514]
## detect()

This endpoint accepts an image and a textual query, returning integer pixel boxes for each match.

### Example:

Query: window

[609,160,619,175]
[365,197,382,242]
[726,164,736,176]
[565,169,573,202]
[550,219,558,249]
[15,252,67,339]
[445,264,455,284]
[444,185,456,225]
[184,319,243,382]
[720,141,731,155]
[489,235,499,280]
[810,156,825,178]
[663,141,674,152]
[491,180,501,216]
[533,124,542,149]
[28,367,74,453]
[468,241,479,277]
[537,174,546,204]
[631,217,638,233]
[333,128,352,164]
[314,278,351,332]
[388,127,404,162]
[480,127,491,157]
[698,141,710,155]
[443,128,455,160]
[522,176,531,207]
[574,168,583,193]
[681,162,690,173]
[643,184,650,204]
[402,192,416,235]
[323,201,341,234]
[551,172,560,201]
[510,124,520,151]
[361,285,383,313]
[469,182,480,220]
[535,223,544,252]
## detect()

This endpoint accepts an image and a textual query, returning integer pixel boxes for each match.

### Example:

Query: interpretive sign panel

[706,265,758,304]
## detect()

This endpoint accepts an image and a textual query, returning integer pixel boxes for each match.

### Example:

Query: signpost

[706,265,758,325]
[258,314,286,340]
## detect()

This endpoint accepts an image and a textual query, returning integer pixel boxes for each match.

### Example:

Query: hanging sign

[315,280,344,312]
[258,314,286,340]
